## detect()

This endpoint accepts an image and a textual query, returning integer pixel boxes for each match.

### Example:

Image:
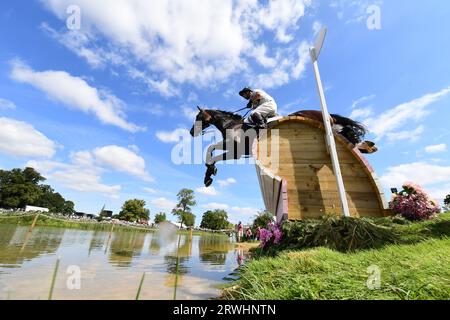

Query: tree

[183,212,196,228]
[252,210,275,229]
[200,210,230,230]
[172,189,196,228]
[118,199,150,222]
[445,195,450,211]
[0,167,76,213]
[0,168,45,209]
[33,185,75,215]
[154,212,167,224]
[62,201,75,215]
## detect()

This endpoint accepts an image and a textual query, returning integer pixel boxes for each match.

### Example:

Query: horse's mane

[209,109,243,122]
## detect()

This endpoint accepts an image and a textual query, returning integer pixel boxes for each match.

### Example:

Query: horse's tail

[331,114,367,145]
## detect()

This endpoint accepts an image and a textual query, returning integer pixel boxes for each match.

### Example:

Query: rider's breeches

[244,102,277,124]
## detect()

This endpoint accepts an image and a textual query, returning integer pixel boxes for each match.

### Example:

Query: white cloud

[385,125,424,143]
[93,145,153,182]
[41,0,313,93]
[217,178,237,187]
[195,186,219,196]
[181,106,198,121]
[330,0,383,25]
[380,162,450,201]
[26,155,121,197]
[0,98,17,110]
[257,0,311,43]
[250,44,277,68]
[364,87,450,141]
[231,206,259,216]
[292,41,310,79]
[128,144,140,153]
[151,197,177,211]
[51,168,121,195]
[252,40,310,89]
[156,128,190,143]
[312,21,323,36]
[351,94,375,109]
[10,60,144,132]
[201,202,229,210]
[0,117,56,158]
[41,22,110,69]
[143,188,158,194]
[349,107,373,119]
[425,144,447,154]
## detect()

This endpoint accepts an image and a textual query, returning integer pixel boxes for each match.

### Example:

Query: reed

[20,214,40,252]
[48,258,60,300]
[135,272,146,300]
[172,234,182,300]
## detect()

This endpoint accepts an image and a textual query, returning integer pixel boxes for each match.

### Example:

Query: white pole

[310,38,351,217]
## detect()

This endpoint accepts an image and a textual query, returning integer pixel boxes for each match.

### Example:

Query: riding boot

[251,112,267,129]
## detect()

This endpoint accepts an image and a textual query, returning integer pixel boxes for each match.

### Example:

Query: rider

[239,87,278,129]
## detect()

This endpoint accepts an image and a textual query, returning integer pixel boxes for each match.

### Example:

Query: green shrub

[258,215,399,255]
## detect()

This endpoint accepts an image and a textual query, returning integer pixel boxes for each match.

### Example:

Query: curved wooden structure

[254,116,389,222]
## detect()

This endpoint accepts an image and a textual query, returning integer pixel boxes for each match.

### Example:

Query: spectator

[245,228,253,241]
[236,221,244,242]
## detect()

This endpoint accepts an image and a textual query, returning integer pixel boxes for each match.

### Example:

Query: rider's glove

[246,101,253,109]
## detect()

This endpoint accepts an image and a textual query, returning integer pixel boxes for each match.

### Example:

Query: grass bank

[0,213,230,236]
[0,214,154,233]
[224,213,450,300]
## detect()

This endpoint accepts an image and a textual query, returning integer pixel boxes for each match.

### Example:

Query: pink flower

[259,223,283,248]
[389,182,441,221]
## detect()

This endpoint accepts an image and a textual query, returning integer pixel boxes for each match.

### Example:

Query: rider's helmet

[239,87,253,98]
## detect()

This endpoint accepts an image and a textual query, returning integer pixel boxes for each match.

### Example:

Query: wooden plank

[261,169,275,213]
[280,178,375,193]
[272,163,372,179]
[255,162,269,211]
[272,176,282,215]
[286,192,382,210]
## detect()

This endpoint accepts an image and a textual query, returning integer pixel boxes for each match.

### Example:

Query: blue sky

[1,0,450,225]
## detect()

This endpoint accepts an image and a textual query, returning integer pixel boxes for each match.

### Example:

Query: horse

[190,107,377,187]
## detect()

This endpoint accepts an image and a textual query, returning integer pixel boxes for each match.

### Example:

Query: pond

[0,224,247,300]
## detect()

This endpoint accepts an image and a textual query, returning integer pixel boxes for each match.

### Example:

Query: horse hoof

[204,178,213,187]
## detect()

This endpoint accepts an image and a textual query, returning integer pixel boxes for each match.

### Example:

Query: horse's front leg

[204,140,227,187]
[206,140,224,166]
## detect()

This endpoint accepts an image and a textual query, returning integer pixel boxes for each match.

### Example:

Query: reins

[231,106,252,118]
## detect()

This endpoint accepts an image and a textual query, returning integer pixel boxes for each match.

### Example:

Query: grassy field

[224,213,450,300]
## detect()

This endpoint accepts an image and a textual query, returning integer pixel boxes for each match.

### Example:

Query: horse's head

[190,107,215,137]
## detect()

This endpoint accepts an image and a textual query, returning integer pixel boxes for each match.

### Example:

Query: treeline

[1,167,272,229]
[0,167,75,214]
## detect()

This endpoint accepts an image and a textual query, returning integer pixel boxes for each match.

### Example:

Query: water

[0,224,247,300]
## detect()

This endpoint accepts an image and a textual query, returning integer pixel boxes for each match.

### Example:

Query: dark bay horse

[190,108,377,187]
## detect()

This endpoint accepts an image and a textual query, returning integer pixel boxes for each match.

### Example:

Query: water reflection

[198,235,233,265]
[0,225,64,268]
[0,224,246,300]
[108,231,146,267]
[88,231,107,256]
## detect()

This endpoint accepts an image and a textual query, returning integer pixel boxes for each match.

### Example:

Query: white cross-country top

[250,89,276,109]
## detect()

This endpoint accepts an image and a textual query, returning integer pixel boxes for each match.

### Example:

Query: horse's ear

[197,106,204,112]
